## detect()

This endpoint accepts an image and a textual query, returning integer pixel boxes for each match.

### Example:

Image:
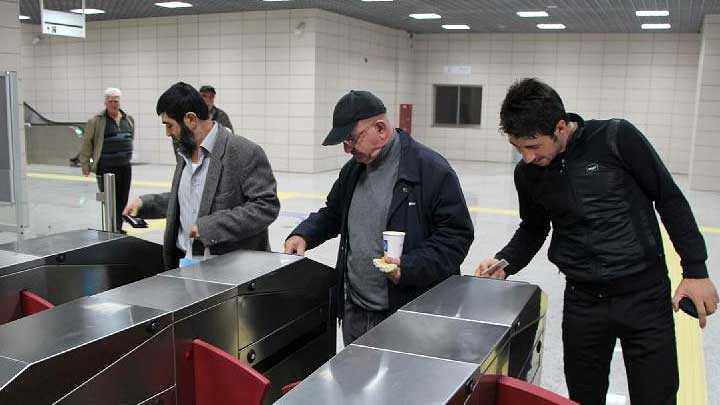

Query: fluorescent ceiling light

[154,1,193,8]
[409,13,441,20]
[70,8,105,15]
[642,23,671,30]
[537,23,565,30]
[636,10,669,17]
[442,24,470,30]
[517,11,549,18]
[19,15,30,20]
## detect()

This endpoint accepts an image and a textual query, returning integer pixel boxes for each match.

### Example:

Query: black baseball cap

[322,90,387,146]
[199,85,216,94]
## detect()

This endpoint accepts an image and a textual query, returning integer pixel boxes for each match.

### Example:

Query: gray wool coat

[138,124,280,269]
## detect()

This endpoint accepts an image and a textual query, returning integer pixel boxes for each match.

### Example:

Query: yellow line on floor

[26,172,329,201]
[469,206,519,217]
[662,228,708,405]
[27,172,171,188]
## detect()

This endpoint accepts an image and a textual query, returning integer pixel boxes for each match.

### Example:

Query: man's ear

[376,120,389,138]
[183,112,197,129]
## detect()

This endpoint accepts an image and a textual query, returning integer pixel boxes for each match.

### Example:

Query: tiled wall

[411,33,701,173]
[20,8,412,173]
[0,0,20,73]
[21,9,320,171]
[313,10,414,172]
[690,15,720,191]
[18,10,710,177]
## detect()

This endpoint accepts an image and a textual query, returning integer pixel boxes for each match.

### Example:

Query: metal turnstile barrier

[0,248,337,405]
[0,229,163,325]
[277,275,547,405]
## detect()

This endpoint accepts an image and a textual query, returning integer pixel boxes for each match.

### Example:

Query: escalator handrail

[24,102,86,126]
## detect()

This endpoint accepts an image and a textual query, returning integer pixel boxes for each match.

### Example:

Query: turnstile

[277,275,547,405]
[0,249,337,405]
[0,229,164,325]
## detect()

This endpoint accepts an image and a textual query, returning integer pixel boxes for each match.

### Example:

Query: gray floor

[2,161,718,404]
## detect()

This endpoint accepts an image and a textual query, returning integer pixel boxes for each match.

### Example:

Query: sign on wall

[444,65,472,76]
[40,1,86,38]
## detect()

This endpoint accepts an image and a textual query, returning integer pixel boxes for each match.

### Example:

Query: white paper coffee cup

[383,231,405,259]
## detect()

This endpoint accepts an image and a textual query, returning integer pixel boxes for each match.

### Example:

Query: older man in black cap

[284,90,474,345]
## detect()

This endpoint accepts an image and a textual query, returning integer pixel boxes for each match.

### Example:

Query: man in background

[199,85,234,133]
[78,87,134,232]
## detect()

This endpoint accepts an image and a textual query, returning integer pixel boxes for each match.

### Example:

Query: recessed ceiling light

[70,8,105,15]
[409,13,441,20]
[19,15,30,20]
[154,1,193,8]
[537,23,565,30]
[642,23,671,30]
[442,24,470,30]
[517,11,549,18]
[636,10,669,17]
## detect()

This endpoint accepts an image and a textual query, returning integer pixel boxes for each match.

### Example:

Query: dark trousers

[96,163,131,231]
[562,277,678,405]
[342,297,391,346]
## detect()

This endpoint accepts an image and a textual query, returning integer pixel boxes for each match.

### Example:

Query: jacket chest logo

[585,163,599,175]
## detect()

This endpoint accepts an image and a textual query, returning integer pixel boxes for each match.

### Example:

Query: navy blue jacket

[290,130,474,317]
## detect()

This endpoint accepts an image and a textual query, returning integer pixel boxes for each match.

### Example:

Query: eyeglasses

[344,122,375,147]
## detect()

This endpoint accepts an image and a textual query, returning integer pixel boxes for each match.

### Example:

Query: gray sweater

[346,134,401,310]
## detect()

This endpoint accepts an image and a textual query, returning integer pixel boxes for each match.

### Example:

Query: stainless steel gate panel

[0,230,164,324]
[161,250,304,287]
[0,249,41,275]
[236,290,327,348]
[0,356,27,389]
[0,296,171,404]
[56,325,174,405]
[95,275,238,321]
[353,310,510,365]
[401,276,540,328]
[94,274,241,405]
[0,229,126,258]
[0,248,336,404]
[279,276,546,404]
[276,344,479,405]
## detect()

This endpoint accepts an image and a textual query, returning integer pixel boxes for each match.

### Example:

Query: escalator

[24,103,85,165]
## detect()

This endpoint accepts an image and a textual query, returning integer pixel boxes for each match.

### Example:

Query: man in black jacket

[475,78,718,405]
[285,90,474,346]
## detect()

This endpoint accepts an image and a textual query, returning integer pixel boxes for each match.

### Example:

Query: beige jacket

[78,110,135,173]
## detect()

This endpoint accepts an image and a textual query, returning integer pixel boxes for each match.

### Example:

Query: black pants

[562,277,678,405]
[96,163,131,231]
[341,297,391,346]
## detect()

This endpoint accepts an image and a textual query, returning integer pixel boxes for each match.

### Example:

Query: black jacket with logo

[290,130,474,317]
[497,114,707,290]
